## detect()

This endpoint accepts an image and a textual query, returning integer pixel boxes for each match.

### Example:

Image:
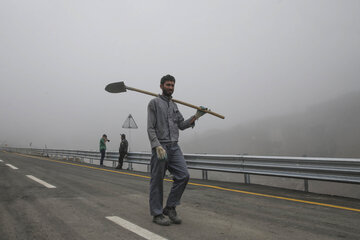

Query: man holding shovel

[147,74,207,226]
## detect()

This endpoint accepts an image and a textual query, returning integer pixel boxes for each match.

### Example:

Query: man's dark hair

[160,74,176,85]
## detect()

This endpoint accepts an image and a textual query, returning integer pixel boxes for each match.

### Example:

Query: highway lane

[1,151,360,240]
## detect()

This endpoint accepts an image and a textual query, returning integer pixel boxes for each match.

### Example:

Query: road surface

[1,151,359,240]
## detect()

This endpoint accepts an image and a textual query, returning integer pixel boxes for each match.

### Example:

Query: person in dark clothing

[116,134,128,169]
[147,74,207,226]
[99,134,110,166]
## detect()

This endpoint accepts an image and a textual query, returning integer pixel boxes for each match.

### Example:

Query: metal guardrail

[2,147,360,191]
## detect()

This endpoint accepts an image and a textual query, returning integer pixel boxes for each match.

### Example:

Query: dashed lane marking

[6,164,18,170]
[0,159,3,162]
[26,175,56,188]
[106,216,168,240]
[12,152,360,213]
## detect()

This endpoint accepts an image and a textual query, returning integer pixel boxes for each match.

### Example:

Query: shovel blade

[105,81,127,93]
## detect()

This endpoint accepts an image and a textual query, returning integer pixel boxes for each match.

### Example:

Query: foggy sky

[1,0,359,152]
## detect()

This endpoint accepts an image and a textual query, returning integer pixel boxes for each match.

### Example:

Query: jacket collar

[159,94,172,102]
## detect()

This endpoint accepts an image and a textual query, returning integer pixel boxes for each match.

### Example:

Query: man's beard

[162,89,173,97]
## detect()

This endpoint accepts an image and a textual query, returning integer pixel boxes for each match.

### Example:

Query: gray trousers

[149,142,190,216]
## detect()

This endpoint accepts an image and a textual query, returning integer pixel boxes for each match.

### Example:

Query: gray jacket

[147,95,195,149]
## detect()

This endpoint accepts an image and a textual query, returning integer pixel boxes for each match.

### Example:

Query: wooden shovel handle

[126,86,225,119]
[171,99,225,119]
[126,86,158,97]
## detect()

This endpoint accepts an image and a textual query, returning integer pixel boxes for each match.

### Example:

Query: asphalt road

[1,151,360,240]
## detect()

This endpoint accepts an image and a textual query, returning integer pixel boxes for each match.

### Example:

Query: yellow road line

[16,153,151,179]
[188,182,360,212]
[12,152,360,213]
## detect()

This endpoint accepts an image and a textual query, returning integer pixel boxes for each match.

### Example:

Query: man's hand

[156,146,167,161]
[195,106,208,119]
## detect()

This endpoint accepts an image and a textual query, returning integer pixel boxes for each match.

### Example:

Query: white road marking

[26,175,56,188]
[106,216,168,240]
[0,159,3,162]
[6,164,18,169]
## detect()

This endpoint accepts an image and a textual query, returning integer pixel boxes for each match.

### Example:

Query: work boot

[152,214,171,226]
[163,206,182,224]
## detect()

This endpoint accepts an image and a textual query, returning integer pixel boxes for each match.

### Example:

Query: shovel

[105,81,225,119]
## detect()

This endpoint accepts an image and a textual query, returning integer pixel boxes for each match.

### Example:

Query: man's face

[160,81,175,97]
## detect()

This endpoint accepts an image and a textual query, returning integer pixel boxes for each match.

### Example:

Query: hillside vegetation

[182,91,360,158]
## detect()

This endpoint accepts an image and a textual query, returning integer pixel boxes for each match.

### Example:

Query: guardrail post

[129,163,133,171]
[244,174,250,184]
[147,165,150,173]
[304,179,309,192]
[202,170,208,180]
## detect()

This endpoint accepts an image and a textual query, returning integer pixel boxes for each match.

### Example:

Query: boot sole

[163,213,181,224]
[152,219,171,226]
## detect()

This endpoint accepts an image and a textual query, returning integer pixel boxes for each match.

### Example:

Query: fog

[1,1,359,155]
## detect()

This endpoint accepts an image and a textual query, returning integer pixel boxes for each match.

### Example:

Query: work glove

[156,146,167,161]
[195,106,208,119]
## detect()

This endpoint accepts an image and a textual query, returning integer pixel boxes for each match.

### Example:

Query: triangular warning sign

[122,114,138,129]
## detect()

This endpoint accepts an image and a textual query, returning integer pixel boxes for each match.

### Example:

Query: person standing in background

[116,134,128,169]
[99,134,110,166]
